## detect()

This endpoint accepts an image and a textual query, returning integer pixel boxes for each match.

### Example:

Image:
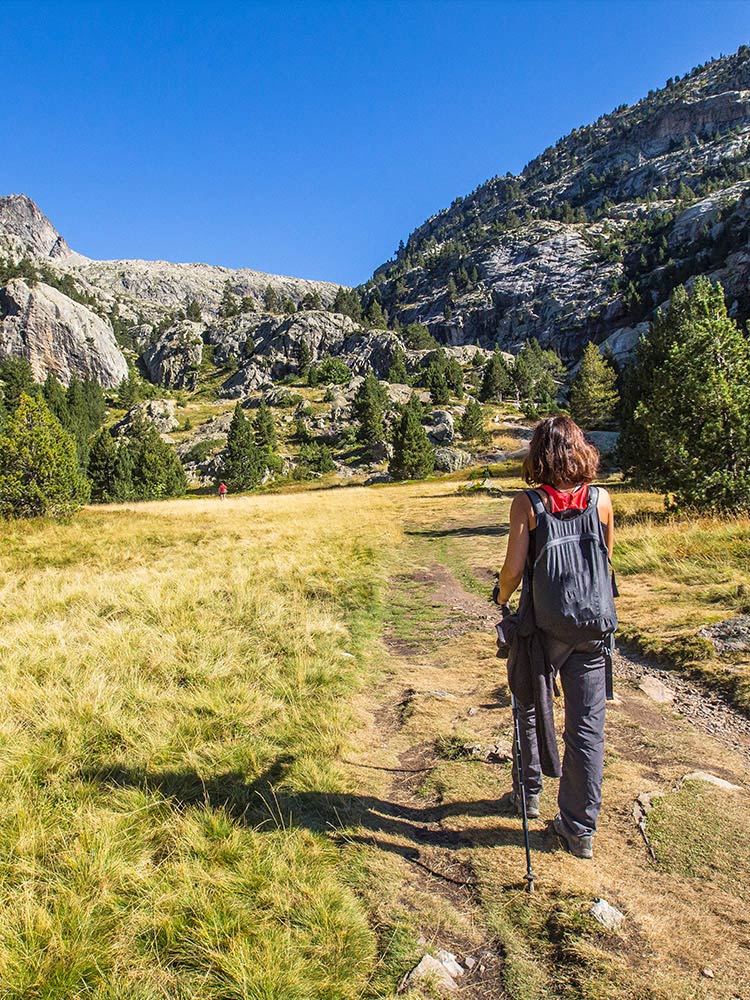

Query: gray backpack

[526,486,617,644]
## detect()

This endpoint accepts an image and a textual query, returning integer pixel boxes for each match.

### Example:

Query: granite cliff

[365,45,750,362]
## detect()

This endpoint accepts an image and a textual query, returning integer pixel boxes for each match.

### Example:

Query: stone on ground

[590,898,625,930]
[638,675,674,703]
[398,954,459,993]
[681,771,743,792]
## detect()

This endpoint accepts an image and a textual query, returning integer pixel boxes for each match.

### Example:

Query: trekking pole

[511,693,536,893]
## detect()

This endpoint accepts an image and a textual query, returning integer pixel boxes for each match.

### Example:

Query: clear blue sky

[3,0,749,285]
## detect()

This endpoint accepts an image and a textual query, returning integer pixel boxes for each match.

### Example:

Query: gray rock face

[142,320,203,389]
[369,47,750,364]
[425,409,455,445]
[60,259,339,322]
[0,194,79,260]
[0,278,128,387]
[434,447,472,472]
[113,398,179,436]
[698,615,750,652]
[221,361,273,398]
[585,431,620,457]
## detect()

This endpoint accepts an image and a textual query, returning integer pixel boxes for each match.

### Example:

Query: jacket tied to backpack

[499,485,618,778]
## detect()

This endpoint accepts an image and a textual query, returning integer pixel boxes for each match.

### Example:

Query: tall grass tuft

[0,491,399,998]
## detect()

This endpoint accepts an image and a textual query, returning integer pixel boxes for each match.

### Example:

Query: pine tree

[0,357,37,413]
[43,372,69,426]
[388,346,409,384]
[299,290,322,311]
[569,342,619,429]
[353,371,387,447]
[128,415,186,500]
[513,339,565,406]
[264,285,280,313]
[618,277,750,511]
[479,350,513,402]
[65,376,93,469]
[426,363,450,405]
[222,402,265,491]
[458,400,487,442]
[297,339,312,378]
[116,370,138,409]
[389,395,435,480]
[254,400,277,448]
[186,299,202,321]
[0,393,90,517]
[445,358,464,398]
[283,297,296,314]
[220,281,239,318]
[365,299,387,329]
[88,427,119,502]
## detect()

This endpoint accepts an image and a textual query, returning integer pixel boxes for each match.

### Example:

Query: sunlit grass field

[0,472,748,999]
[0,491,404,999]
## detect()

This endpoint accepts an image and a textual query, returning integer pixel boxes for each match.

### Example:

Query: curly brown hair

[521,416,600,487]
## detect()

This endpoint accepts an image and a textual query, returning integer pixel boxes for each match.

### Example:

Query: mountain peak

[0,193,75,260]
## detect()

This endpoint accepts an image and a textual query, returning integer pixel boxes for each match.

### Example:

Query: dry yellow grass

[0,477,747,999]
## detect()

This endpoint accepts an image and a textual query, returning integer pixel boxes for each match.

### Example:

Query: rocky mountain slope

[2,45,750,391]
[0,194,345,387]
[366,45,750,362]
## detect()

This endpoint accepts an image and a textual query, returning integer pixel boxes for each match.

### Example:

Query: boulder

[0,278,128,387]
[176,411,233,459]
[384,382,412,406]
[340,330,404,378]
[113,398,179,436]
[220,361,273,398]
[425,409,455,445]
[586,431,620,458]
[142,319,203,389]
[434,447,472,472]
[589,898,625,931]
[681,771,743,792]
[369,440,394,463]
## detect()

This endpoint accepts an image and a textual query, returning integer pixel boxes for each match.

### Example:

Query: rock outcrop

[0,278,128,387]
[0,194,80,260]
[368,46,750,363]
[141,319,203,389]
[112,399,179,436]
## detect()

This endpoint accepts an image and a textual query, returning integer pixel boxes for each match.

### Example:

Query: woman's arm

[598,487,615,558]
[496,493,531,606]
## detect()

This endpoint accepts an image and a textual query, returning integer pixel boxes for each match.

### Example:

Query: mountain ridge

[365,44,750,361]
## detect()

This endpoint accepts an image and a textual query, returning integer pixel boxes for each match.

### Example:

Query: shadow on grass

[406,525,510,539]
[80,759,537,859]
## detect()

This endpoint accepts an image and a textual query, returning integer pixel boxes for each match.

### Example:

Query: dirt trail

[344,497,750,999]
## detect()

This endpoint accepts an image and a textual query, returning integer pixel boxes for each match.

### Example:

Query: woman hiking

[495,415,617,860]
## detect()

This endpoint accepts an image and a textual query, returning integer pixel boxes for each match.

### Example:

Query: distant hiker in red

[495,416,617,861]
[218,482,228,500]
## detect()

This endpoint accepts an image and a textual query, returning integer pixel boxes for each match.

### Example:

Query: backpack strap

[525,489,546,519]
[587,484,599,508]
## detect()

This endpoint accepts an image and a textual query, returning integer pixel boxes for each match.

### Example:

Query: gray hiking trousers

[511,636,606,838]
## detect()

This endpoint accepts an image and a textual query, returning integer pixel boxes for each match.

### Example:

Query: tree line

[0,359,186,517]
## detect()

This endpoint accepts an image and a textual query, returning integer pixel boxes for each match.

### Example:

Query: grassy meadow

[0,490,406,998]
[0,472,749,999]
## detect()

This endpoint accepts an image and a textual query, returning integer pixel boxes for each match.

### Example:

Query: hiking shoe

[553,814,593,860]
[509,790,540,819]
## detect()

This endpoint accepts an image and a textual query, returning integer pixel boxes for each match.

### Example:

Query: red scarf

[540,483,589,512]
